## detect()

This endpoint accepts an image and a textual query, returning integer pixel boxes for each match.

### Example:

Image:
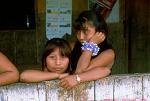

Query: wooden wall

[0,0,46,71]
[126,0,150,73]
[72,0,88,24]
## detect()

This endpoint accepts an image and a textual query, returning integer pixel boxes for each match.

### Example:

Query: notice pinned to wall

[46,0,72,39]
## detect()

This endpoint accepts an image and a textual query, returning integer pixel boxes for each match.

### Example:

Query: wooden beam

[0,74,150,101]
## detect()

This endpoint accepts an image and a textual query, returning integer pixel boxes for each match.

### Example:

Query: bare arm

[0,52,19,86]
[60,67,110,88]
[75,50,92,73]
[87,49,115,70]
[78,67,110,82]
[20,70,59,83]
[80,49,115,81]
[60,49,115,88]
[75,32,108,73]
[76,49,115,73]
[20,70,69,83]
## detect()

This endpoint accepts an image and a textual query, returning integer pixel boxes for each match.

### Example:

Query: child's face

[46,48,69,74]
[76,21,96,43]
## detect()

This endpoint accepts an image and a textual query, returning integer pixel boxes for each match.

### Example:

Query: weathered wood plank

[1,83,46,101]
[0,85,7,101]
[114,74,143,101]
[143,74,150,101]
[45,80,73,101]
[1,74,150,101]
[44,80,94,101]
[73,81,94,101]
[37,82,46,101]
[95,76,114,101]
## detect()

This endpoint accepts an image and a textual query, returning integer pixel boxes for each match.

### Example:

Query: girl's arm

[86,49,115,71]
[60,49,115,88]
[60,67,110,89]
[20,70,69,83]
[75,50,92,73]
[20,70,59,83]
[76,48,115,73]
[0,52,19,86]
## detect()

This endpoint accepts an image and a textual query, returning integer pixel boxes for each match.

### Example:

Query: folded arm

[60,49,115,88]
[0,52,19,86]
[60,67,110,89]
[76,49,115,73]
[20,70,69,83]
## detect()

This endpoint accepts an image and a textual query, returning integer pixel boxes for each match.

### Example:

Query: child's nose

[56,58,61,65]
[78,31,85,40]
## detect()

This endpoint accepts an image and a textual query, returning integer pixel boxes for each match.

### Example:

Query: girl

[20,38,72,83]
[59,10,115,89]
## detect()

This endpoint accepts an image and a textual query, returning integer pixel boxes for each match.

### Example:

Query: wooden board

[114,74,143,101]
[1,74,150,101]
[95,76,114,100]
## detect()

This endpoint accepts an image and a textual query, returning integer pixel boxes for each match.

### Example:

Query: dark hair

[71,10,113,72]
[74,10,108,35]
[42,38,72,73]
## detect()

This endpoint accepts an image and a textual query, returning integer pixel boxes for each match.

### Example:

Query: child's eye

[49,55,56,59]
[83,29,88,34]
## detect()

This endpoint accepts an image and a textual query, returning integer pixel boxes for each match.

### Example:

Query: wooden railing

[0,73,150,101]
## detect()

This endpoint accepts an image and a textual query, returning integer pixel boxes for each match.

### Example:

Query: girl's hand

[89,32,105,44]
[59,75,78,89]
[59,73,69,79]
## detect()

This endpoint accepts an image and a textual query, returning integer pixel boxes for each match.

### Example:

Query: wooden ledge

[0,73,150,101]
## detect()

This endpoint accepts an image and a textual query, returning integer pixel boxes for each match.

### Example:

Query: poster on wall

[46,0,72,39]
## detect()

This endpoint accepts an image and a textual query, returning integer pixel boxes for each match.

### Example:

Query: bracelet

[75,74,81,83]
[81,41,100,56]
